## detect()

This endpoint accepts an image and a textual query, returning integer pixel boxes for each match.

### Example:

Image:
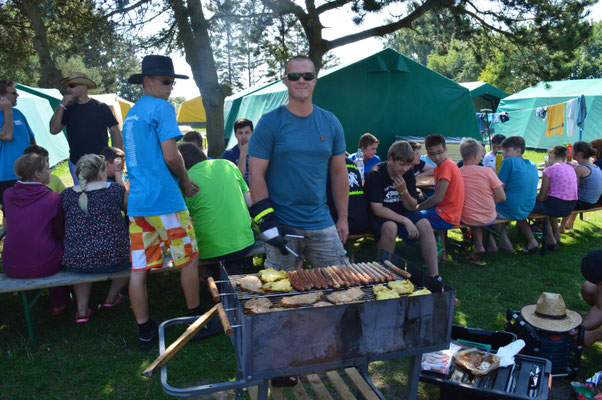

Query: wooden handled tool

[207,277,221,303]
[142,305,219,377]
[217,303,232,336]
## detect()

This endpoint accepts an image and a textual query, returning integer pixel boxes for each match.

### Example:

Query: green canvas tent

[492,79,601,149]
[14,84,69,167]
[460,81,509,112]
[224,48,480,157]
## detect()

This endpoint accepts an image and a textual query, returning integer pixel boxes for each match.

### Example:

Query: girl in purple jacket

[2,153,68,315]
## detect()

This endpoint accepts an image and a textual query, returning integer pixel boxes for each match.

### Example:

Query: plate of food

[454,348,500,376]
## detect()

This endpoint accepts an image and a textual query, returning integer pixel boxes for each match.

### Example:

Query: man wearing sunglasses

[49,72,122,184]
[0,80,36,227]
[249,55,349,272]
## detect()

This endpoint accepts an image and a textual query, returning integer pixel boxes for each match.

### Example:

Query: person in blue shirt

[222,118,253,184]
[487,136,539,253]
[123,55,201,351]
[350,133,381,174]
[249,55,349,272]
[0,80,36,226]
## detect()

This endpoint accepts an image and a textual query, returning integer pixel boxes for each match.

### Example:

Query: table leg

[407,355,421,400]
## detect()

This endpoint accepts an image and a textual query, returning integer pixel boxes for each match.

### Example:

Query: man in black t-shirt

[327,157,373,235]
[365,140,440,278]
[49,72,123,184]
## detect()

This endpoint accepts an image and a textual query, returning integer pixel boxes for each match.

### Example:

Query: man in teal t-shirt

[178,142,255,261]
[248,55,349,271]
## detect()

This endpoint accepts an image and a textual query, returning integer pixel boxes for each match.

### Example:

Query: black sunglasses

[67,84,81,88]
[151,76,176,86]
[6,91,17,95]
[286,72,315,81]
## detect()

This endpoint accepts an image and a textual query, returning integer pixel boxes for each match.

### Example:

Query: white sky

[170,1,602,101]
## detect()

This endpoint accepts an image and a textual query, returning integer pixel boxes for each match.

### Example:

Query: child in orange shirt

[416,134,465,261]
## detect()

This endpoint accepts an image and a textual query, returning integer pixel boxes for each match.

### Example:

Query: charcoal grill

[158,250,456,399]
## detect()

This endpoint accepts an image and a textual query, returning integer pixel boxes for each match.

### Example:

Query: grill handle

[207,277,221,303]
[217,303,233,336]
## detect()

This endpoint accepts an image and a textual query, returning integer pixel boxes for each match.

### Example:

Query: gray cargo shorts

[264,224,348,271]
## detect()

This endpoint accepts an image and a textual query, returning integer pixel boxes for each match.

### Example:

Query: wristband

[59,104,67,110]
[400,189,408,195]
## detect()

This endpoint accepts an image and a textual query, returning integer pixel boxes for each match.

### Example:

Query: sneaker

[138,320,158,351]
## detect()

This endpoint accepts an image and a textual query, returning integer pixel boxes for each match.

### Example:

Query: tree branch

[315,0,350,15]
[104,0,154,18]
[323,0,437,52]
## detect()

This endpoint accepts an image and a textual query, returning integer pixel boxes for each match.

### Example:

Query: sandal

[51,304,67,317]
[102,293,126,308]
[466,255,486,266]
[521,246,538,254]
[75,309,91,324]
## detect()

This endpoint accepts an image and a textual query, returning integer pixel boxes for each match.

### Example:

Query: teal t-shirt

[184,159,254,259]
[249,105,346,229]
[0,108,34,181]
[496,157,539,220]
[123,95,186,216]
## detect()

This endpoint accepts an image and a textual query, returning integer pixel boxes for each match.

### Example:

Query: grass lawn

[1,151,601,399]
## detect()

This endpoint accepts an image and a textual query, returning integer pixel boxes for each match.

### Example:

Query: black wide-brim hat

[128,55,189,84]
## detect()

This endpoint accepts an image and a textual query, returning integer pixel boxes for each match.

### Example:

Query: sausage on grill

[369,262,396,282]
[287,271,306,292]
[322,267,341,289]
[356,263,381,283]
[348,263,372,285]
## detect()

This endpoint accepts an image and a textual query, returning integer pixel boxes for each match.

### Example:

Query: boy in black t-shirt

[364,141,440,278]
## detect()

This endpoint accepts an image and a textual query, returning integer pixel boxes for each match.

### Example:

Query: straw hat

[521,292,582,332]
[60,72,97,89]
[128,55,189,84]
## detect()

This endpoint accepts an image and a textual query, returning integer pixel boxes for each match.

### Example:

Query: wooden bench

[248,367,384,400]
[0,241,265,347]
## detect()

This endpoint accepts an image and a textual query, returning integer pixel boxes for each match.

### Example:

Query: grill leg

[257,380,269,400]
[407,355,421,400]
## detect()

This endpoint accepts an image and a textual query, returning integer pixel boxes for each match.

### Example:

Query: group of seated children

[333,133,602,268]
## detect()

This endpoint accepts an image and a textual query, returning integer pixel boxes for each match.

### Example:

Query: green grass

[1,150,601,399]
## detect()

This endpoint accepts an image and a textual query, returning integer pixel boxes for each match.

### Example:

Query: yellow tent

[90,94,134,130]
[177,96,207,124]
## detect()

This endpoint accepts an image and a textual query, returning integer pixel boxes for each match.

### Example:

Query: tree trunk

[169,0,229,158]
[20,0,63,88]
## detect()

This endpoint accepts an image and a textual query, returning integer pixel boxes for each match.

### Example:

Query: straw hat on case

[60,72,97,89]
[521,292,582,332]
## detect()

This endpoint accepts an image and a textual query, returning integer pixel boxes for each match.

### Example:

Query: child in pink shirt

[459,139,506,263]
[522,145,577,252]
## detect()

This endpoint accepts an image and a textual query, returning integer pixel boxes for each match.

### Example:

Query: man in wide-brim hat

[521,292,582,333]
[49,71,122,184]
[579,249,602,347]
[122,55,202,351]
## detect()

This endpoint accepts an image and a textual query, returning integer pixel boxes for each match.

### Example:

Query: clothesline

[492,96,580,115]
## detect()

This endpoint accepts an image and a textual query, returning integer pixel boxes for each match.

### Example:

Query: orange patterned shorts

[129,210,199,270]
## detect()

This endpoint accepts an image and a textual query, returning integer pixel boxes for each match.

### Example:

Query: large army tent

[90,94,133,129]
[177,95,207,125]
[460,81,508,112]
[14,84,69,167]
[224,48,479,157]
[493,79,601,149]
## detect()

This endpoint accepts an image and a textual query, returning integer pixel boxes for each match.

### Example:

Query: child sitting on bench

[61,154,130,323]
[416,134,465,261]
[560,141,602,232]
[459,138,506,264]
[488,136,539,254]
[2,153,68,315]
[520,145,577,252]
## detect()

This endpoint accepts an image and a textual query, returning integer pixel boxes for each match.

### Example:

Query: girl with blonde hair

[61,154,130,323]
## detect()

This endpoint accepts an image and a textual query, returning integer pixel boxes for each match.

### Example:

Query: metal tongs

[141,277,232,377]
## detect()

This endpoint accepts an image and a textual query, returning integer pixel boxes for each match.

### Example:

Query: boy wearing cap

[49,72,123,184]
[123,55,201,351]
[580,249,602,347]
